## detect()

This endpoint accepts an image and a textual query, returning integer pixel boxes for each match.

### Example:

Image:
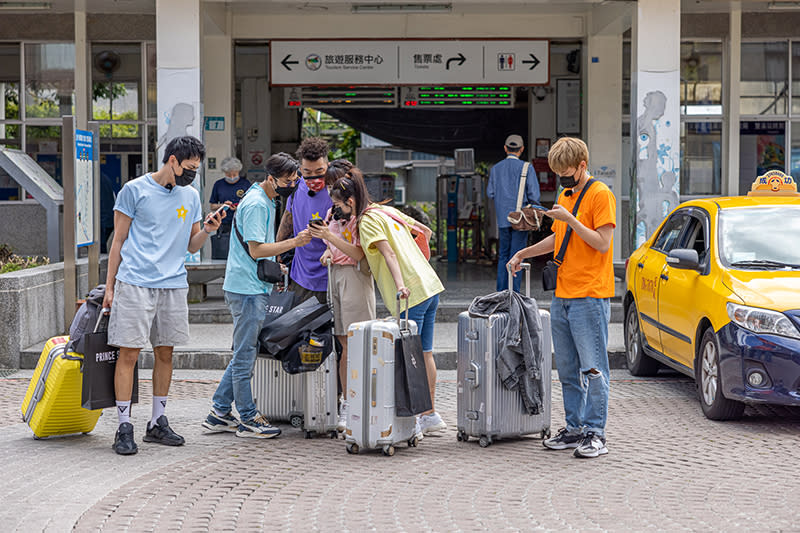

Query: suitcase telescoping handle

[506,262,531,300]
[94,307,111,333]
[325,257,334,311]
[396,290,411,333]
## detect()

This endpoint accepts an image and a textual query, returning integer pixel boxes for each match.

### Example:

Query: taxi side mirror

[666,249,700,271]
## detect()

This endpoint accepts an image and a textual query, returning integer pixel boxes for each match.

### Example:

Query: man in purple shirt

[276,137,332,303]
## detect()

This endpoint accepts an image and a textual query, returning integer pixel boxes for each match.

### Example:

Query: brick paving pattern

[1,372,800,531]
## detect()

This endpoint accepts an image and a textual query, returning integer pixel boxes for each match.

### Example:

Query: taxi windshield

[719,206,800,269]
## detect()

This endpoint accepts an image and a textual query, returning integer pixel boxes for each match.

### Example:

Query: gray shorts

[108,280,190,349]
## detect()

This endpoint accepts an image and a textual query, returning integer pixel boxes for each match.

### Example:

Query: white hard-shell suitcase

[344,297,421,456]
[456,264,552,447]
[302,259,341,439]
[252,357,305,427]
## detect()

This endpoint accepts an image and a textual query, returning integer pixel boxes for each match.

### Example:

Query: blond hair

[548,137,589,174]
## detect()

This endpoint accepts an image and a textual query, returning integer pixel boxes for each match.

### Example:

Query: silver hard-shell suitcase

[252,358,305,427]
[302,259,340,439]
[457,264,552,447]
[344,297,421,456]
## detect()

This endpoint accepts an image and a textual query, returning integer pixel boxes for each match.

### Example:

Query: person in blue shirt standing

[202,152,311,439]
[486,134,540,293]
[209,157,250,260]
[103,136,224,455]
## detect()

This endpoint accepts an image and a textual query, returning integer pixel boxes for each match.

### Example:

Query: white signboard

[74,129,94,247]
[271,40,549,86]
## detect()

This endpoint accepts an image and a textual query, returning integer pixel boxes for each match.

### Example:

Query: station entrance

[234,39,582,263]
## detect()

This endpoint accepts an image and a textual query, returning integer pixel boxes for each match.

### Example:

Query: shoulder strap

[553,179,597,264]
[233,211,258,264]
[364,206,413,231]
[514,162,530,212]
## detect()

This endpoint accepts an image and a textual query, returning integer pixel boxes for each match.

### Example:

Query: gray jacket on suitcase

[468,291,545,415]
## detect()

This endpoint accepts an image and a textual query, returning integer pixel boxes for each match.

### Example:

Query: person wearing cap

[486,134,541,292]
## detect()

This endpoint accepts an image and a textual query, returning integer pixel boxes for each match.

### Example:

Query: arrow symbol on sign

[281,54,299,71]
[446,53,466,70]
[522,54,540,70]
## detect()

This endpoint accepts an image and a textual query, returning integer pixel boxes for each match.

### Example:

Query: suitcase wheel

[456,430,469,443]
[407,436,419,447]
[289,415,303,428]
[382,445,395,457]
[346,443,359,454]
[329,431,338,439]
[541,428,551,439]
[304,431,313,439]
[479,436,492,448]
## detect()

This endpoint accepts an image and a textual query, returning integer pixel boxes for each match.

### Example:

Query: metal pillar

[62,116,77,330]
[88,121,100,288]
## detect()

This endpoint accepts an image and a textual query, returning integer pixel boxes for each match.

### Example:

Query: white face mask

[224,175,239,184]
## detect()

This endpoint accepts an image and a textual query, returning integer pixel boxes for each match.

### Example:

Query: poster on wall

[556,79,581,134]
[75,129,94,248]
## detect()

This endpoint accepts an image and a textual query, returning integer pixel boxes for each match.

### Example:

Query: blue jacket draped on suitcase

[468,291,545,415]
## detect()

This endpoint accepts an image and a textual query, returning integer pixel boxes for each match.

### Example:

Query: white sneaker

[337,401,348,432]
[414,418,424,442]
[418,412,447,435]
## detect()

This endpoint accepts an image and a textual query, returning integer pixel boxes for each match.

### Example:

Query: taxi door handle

[660,273,669,281]
[637,262,644,269]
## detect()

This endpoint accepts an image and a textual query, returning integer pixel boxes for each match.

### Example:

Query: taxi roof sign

[748,170,800,197]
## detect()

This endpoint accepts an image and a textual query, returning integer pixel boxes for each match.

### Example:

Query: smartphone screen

[309,218,325,226]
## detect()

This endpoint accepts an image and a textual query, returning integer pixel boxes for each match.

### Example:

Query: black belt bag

[542,179,596,291]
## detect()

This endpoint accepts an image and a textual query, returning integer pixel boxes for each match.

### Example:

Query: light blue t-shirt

[114,174,202,289]
[223,183,276,295]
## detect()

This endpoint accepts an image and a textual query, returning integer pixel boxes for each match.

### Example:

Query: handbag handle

[553,179,596,265]
[514,162,531,212]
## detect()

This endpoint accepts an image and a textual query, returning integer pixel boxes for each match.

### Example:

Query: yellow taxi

[624,170,800,420]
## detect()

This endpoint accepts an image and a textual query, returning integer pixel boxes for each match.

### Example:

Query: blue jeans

[400,294,439,352]
[212,291,269,422]
[497,226,528,293]
[550,296,611,437]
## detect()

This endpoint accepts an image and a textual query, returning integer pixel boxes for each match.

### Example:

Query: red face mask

[305,178,326,193]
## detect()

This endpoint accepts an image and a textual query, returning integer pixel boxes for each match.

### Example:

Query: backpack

[68,284,106,354]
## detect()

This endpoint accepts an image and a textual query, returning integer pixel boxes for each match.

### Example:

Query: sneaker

[542,428,582,450]
[573,432,608,458]
[418,412,447,435]
[337,401,348,433]
[237,414,282,439]
[113,422,138,455]
[143,415,185,446]
[202,410,240,433]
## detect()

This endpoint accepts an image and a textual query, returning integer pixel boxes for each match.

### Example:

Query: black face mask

[333,206,352,221]
[274,183,295,197]
[558,170,580,190]
[175,166,197,187]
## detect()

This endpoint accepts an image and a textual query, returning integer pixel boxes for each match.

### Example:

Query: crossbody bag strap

[553,179,596,264]
[364,206,414,232]
[514,162,530,212]
[233,212,258,263]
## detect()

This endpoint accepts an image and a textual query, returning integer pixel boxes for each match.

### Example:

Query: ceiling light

[0,1,51,9]
[352,3,452,14]
[767,1,800,11]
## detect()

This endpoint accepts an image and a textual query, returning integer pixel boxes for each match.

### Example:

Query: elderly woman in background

[209,157,250,260]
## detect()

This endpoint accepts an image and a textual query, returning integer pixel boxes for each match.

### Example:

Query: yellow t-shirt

[358,205,444,314]
[551,179,617,299]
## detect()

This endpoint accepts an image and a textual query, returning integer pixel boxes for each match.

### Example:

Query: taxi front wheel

[696,328,745,421]
[625,302,660,376]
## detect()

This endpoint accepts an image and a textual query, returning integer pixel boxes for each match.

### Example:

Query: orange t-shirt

[551,179,617,299]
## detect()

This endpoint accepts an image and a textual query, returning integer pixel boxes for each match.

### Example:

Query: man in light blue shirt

[486,134,541,292]
[104,136,224,456]
[202,152,311,439]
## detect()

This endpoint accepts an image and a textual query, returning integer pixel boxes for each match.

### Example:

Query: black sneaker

[573,432,608,458]
[542,428,583,450]
[143,415,185,446]
[113,422,138,455]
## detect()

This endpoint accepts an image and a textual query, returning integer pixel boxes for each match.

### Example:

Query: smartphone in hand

[530,204,549,211]
[206,204,229,223]
[309,218,326,226]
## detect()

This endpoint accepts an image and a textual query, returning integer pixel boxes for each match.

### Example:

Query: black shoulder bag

[233,211,283,283]
[542,179,596,291]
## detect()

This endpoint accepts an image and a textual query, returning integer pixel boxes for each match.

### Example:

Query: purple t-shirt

[287,179,332,291]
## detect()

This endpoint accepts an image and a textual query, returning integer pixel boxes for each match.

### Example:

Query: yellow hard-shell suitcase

[20,336,103,439]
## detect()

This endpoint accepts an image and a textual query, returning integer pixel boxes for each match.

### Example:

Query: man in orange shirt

[508,137,616,459]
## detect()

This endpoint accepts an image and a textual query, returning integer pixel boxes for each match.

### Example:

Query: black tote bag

[81,314,139,410]
[394,329,432,417]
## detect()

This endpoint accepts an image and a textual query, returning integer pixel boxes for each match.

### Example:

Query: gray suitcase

[251,357,305,427]
[456,264,552,447]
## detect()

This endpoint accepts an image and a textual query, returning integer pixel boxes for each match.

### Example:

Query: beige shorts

[108,280,190,349]
[330,264,376,336]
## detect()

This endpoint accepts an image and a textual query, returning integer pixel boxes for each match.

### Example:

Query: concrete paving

[2,368,799,531]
